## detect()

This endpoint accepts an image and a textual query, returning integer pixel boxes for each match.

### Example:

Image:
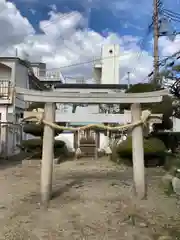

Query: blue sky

[1,0,180,83]
[12,0,152,36]
[11,0,180,53]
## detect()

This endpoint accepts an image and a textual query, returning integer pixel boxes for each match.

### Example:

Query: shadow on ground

[0,153,26,170]
[52,180,83,199]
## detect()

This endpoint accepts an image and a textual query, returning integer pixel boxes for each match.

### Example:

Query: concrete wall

[14,61,29,109]
[0,61,16,84]
[93,44,120,84]
[0,105,22,157]
[101,44,120,84]
[0,59,29,109]
[0,65,11,80]
[0,105,7,155]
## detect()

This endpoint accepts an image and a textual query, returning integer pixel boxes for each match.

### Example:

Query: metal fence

[0,122,23,158]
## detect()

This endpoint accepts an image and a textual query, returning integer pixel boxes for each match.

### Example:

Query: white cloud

[0,0,34,55]
[49,4,57,12]
[29,8,36,15]
[0,0,177,84]
[159,35,180,57]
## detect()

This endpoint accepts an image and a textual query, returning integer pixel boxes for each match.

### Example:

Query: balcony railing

[0,80,12,99]
[34,70,65,82]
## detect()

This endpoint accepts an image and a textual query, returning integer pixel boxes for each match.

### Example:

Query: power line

[39,7,180,85]
[162,9,180,18]
[27,4,158,77]
[0,12,79,56]
[45,51,178,72]
[126,23,153,77]
[162,10,180,23]
[39,12,79,29]
[1,1,171,84]
[36,11,86,57]
[44,50,149,71]
[46,19,154,75]
[143,50,180,83]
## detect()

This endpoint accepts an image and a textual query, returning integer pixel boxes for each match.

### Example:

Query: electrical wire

[156,3,180,90]
[161,8,180,23]
[39,12,79,29]
[40,4,96,63]
[157,0,163,9]
[44,20,154,79]
[125,26,152,79]
[78,1,163,80]
[162,9,180,18]
[28,3,159,79]
[10,3,163,81]
[36,11,86,57]
[0,12,79,56]
[162,12,180,23]
[45,54,174,72]
[54,1,164,78]
[0,0,169,85]
[144,3,180,83]
[131,0,163,77]
[143,50,180,83]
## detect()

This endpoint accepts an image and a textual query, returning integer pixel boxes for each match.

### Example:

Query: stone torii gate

[16,84,168,208]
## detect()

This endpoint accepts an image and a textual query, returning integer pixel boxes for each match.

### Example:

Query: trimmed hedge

[151,132,180,153]
[20,139,67,158]
[116,137,166,166]
[21,139,65,148]
[23,123,65,137]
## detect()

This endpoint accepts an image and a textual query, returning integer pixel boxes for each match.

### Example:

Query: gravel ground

[0,157,179,239]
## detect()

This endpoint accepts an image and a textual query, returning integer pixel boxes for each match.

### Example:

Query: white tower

[93,44,120,84]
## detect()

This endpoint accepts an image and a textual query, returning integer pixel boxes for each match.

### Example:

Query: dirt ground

[0,157,180,240]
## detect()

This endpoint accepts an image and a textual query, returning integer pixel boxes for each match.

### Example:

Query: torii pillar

[41,102,56,208]
[131,103,145,199]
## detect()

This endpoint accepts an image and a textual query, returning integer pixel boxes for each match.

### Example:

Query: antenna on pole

[153,0,160,85]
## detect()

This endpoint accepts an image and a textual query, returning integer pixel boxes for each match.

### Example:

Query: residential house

[0,57,44,157]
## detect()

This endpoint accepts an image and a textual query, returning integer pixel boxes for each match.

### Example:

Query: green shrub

[21,139,65,148]
[116,137,166,166]
[20,139,66,158]
[164,153,180,173]
[151,132,180,153]
[23,124,65,137]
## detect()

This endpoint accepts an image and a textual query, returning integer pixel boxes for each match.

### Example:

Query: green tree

[160,65,180,119]
[121,83,173,130]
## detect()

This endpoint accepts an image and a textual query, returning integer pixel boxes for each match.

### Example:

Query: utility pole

[153,0,159,85]
[15,48,18,57]
[127,71,130,89]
